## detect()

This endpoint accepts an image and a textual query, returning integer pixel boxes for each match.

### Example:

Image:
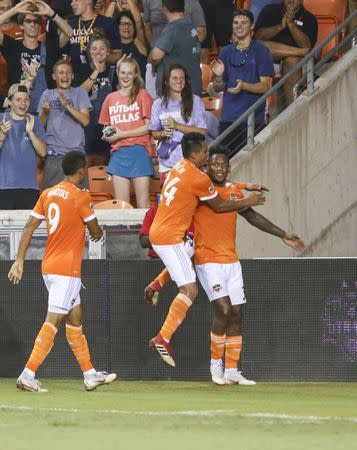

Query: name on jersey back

[47,188,69,200]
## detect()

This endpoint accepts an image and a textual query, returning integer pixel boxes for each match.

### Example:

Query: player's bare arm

[8,216,43,284]
[240,208,306,252]
[205,190,266,213]
[86,218,103,242]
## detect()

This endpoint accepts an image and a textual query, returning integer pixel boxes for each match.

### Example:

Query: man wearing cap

[0,84,47,209]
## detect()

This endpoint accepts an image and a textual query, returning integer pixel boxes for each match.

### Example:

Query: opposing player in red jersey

[8,151,116,392]
[194,147,305,385]
[148,132,266,367]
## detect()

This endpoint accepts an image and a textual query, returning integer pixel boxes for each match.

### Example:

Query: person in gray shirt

[143,0,206,46]
[38,59,91,189]
[150,0,202,97]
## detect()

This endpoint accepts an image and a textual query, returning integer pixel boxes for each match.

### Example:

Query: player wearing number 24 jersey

[8,151,116,393]
[148,132,267,367]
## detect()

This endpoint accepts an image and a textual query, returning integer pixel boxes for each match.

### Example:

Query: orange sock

[66,324,94,373]
[155,268,171,287]
[160,293,192,342]
[25,322,57,373]
[210,332,226,360]
[225,335,242,369]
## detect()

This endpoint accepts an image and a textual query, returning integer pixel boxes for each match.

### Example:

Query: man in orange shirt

[194,147,305,385]
[8,151,116,392]
[148,132,266,366]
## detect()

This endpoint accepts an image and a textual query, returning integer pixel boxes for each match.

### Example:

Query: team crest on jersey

[230,193,238,200]
[208,185,215,193]
[212,284,222,292]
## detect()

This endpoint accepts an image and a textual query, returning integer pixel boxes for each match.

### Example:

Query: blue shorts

[107,145,154,179]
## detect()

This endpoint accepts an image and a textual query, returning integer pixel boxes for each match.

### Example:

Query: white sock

[83,368,96,377]
[24,368,35,378]
[224,368,237,374]
[211,358,222,365]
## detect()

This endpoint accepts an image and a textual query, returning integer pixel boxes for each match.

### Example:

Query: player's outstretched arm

[240,208,306,252]
[8,216,42,284]
[205,191,266,213]
[86,218,103,242]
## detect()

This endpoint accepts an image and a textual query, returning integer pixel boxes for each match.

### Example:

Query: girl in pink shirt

[99,57,153,208]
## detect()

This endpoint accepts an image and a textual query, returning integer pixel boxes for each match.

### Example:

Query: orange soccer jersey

[194,182,246,265]
[31,181,96,277]
[149,159,217,245]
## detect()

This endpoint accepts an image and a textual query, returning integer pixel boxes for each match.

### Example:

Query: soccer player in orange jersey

[8,151,117,392]
[194,147,306,385]
[148,132,266,366]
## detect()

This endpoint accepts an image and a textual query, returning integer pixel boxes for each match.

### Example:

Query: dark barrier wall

[1,259,357,380]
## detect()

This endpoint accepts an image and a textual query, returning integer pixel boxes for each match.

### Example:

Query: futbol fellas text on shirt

[108,101,141,124]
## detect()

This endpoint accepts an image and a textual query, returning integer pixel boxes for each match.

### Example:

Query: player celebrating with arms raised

[8,151,116,392]
[148,132,266,366]
[194,147,306,385]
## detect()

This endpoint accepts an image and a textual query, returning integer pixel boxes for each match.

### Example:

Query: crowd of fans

[0,0,352,211]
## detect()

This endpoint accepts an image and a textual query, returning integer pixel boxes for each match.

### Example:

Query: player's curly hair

[161,63,193,123]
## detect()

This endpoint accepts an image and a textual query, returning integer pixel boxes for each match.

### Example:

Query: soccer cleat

[16,371,48,393]
[224,369,256,385]
[149,334,175,367]
[84,371,117,391]
[210,359,225,385]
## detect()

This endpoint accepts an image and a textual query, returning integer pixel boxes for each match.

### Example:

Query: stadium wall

[230,47,357,258]
[1,259,356,381]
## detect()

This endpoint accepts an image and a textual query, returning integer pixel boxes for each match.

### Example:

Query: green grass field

[1,380,357,450]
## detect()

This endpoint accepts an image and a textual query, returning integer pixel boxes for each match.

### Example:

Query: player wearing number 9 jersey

[148,132,267,367]
[33,181,94,278]
[8,151,117,393]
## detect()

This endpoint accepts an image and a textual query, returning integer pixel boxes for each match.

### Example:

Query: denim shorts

[107,145,154,179]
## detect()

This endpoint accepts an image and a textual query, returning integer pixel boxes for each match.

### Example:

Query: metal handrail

[210,9,357,153]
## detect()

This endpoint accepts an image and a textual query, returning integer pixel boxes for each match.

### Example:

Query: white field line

[1,405,357,423]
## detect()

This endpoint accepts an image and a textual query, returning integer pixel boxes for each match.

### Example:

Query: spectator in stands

[149,63,206,174]
[81,29,116,167]
[38,59,91,189]
[143,0,206,45]
[99,57,154,208]
[150,0,202,97]
[0,0,72,113]
[106,0,148,79]
[199,0,234,64]
[254,0,318,104]
[0,0,22,109]
[143,0,205,98]
[0,84,47,209]
[245,0,282,22]
[62,0,122,86]
[211,9,274,153]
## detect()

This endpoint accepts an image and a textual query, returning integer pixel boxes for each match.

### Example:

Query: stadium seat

[316,15,340,58]
[88,165,115,198]
[304,0,347,24]
[200,63,212,93]
[90,192,112,204]
[93,199,134,209]
[202,96,223,119]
